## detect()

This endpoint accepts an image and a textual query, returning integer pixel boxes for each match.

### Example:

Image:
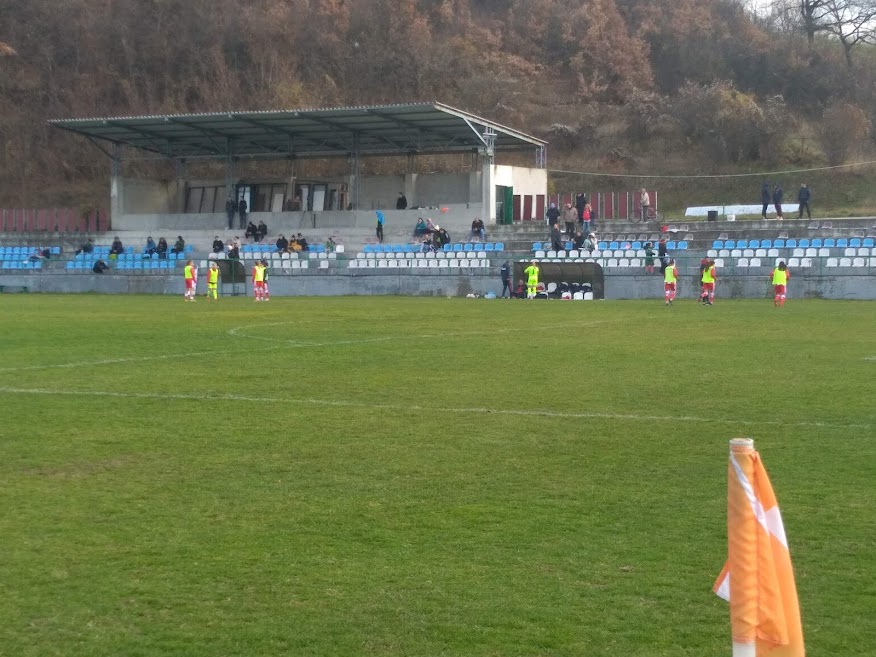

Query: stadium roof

[49,102,546,160]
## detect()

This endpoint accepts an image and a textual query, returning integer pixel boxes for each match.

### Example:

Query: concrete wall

[122,178,181,214]
[360,173,474,209]
[2,271,874,299]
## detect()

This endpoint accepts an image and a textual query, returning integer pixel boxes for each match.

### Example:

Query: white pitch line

[0,387,870,430]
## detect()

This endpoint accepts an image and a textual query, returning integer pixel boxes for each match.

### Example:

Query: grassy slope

[0,296,874,657]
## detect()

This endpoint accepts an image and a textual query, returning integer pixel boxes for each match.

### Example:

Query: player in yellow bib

[663,258,678,306]
[523,259,540,299]
[252,261,266,301]
[206,261,220,301]
[700,259,717,305]
[770,261,789,307]
[183,261,197,301]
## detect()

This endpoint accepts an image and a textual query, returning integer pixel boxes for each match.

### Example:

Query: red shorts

[774,285,786,295]
[185,280,195,289]
[254,281,265,288]
[664,283,676,292]
[702,282,715,291]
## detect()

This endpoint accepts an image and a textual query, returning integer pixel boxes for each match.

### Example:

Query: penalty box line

[0,387,870,430]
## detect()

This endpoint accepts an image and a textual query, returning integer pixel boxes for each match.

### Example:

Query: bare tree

[799,0,832,44]
[821,0,876,67]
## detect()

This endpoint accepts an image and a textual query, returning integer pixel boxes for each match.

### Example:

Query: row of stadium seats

[231,251,339,261]
[356,251,492,260]
[712,237,875,249]
[532,241,689,252]
[0,246,61,258]
[348,259,492,269]
[1,260,42,269]
[364,242,504,254]
[707,247,875,259]
[80,251,190,262]
[240,243,335,254]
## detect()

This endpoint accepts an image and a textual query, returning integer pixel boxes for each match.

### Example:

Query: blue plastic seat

[442,244,452,252]
[631,241,642,250]
[678,241,688,250]
[65,261,75,270]
[402,244,414,253]
[474,243,485,252]
[51,246,60,254]
[725,240,735,249]
[799,238,810,248]
[485,243,495,252]
[761,239,772,248]
[185,245,193,253]
[532,242,542,251]
[785,239,796,247]
[849,238,862,248]
[453,244,463,252]
[824,238,836,248]
[494,243,504,252]
[863,238,874,248]
[609,241,619,250]
[463,243,474,252]
[563,241,572,250]
[774,239,785,248]
[160,261,170,269]
[811,238,822,248]
[836,238,847,247]
[363,244,373,254]
[598,242,607,250]
[125,246,133,254]
[666,241,677,250]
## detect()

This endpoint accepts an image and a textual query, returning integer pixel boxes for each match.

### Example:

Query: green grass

[1,295,874,657]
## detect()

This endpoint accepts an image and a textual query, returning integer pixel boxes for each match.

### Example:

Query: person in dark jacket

[772,184,784,220]
[245,221,258,240]
[172,236,185,254]
[658,237,669,273]
[225,196,236,229]
[276,234,288,253]
[237,197,248,229]
[798,183,811,219]
[92,259,109,273]
[550,223,563,251]
[500,261,512,298]
[256,220,268,242]
[396,193,408,210]
[145,236,157,256]
[212,236,224,254]
[546,203,561,226]
[575,193,587,221]
[110,236,124,256]
[761,182,771,219]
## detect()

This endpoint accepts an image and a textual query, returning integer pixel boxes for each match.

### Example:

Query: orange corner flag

[713,438,805,657]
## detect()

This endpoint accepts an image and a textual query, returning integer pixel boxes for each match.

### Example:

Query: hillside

[1,0,875,212]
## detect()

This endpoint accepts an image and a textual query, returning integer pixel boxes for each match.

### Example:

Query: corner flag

[713,438,805,657]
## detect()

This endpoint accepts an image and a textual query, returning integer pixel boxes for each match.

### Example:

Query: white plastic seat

[378,259,388,268]
[430,260,440,268]
[792,248,804,258]
[858,247,871,256]
[787,258,799,267]
[281,252,290,260]
[365,259,376,268]
[318,252,328,259]
[737,258,749,267]
[707,249,718,258]
[405,252,415,259]
[839,257,852,267]
[289,252,299,260]
[569,250,579,258]
[425,251,435,259]
[348,260,358,269]
[583,292,594,300]
[619,258,630,267]
[438,260,449,268]
[415,252,426,259]
[449,259,460,268]
[844,248,856,257]
[435,251,445,259]
[290,260,301,269]
[800,258,812,268]
[767,248,779,258]
[477,251,486,259]
[319,260,329,269]
[335,245,345,253]
[483,259,490,268]
[535,250,546,259]
[557,250,567,258]
[624,250,636,258]
[607,258,619,267]
[718,249,730,258]
[852,258,865,267]
[805,248,816,257]
[635,249,646,258]
[280,260,291,269]
[376,252,386,259]
[743,249,755,258]
[713,258,725,268]
[755,249,766,258]
[328,252,337,260]
[573,292,584,300]
[300,261,309,270]
[749,258,761,267]
[818,248,830,257]
[546,250,557,258]
[630,258,642,267]
[826,258,838,268]
[309,252,319,260]
[388,260,398,268]
[730,249,742,258]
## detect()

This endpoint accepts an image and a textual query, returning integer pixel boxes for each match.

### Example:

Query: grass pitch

[1,295,874,657]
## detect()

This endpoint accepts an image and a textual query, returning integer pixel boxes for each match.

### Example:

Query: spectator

[110,236,124,257]
[145,236,157,256]
[512,279,526,299]
[550,223,563,251]
[75,238,94,256]
[232,236,242,253]
[546,202,560,227]
[396,192,408,210]
[761,182,771,219]
[376,211,385,243]
[92,259,109,274]
[211,236,224,254]
[500,260,512,298]
[798,183,811,219]
[470,218,485,242]
[225,196,236,229]
[256,220,268,242]
[644,242,656,275]
[245,221,258,240]
[585,233,598,254]
[575,193,587,222]
[173,236,185,255]
[582,203,593,234]
[297,233,309,252]
[39,247,52,259]
[434,225,450,248]
[562,203,577,236]
[573,231,586,251]
[290,195,302,211]
[226,240,239,259]
[237,197,248,229]
[289,235,301,252]
[425,218,436,233]
[640,188,650,221]
[325,236,336,252]
[28,249,43,262]
[772,183,784,220]
[658,237,668,272]
[414,217,427,236]
[156,237,168,259]
[276,234,288,253]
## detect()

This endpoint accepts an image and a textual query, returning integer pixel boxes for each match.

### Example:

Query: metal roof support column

[349,132,361,211]
[110,143,124,225]
[536,144,546,169]
[481,128,496,224]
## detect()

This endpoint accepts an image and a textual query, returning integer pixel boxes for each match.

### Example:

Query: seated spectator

[276,234,289,252]
[414,217,427,236]
[245,221,258,240]
[256,220,268,243]
[92,259,109,274]
[325,236,336,252]
[425,218,436,233]
[40,247,52,259]
[75,238,94,256]
[233,236,242,252]
[172,236,185,254]
[437,226,450,247]
[211,236,224,254]
[226,240,239,259]
[297,233,309,251]
[585,232,598,253]
[110,236,124,256]
[573,232,586,250]
[28,249,43,262]
[145,236,157,256]
[288,235,301,252]
[512,280,526,299]
[156,237,168,259]
[470,218,485,242]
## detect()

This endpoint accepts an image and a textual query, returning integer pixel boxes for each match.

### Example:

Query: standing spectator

[145,236,157,256]
[798,184,811,219]
[575,192,587,222]
[581,203,593,234]
[211,236,224,254]
[156,237,168,259]
[760,181,771,219]
[225,196,236,229]
[562,203,577,236]
[644,242,656,275]
[658,237,668,273]
[173,236,186,255]
[772,183,784,220]
[396,192,408,210]
[546,202,561,227]
[550,223,563,252]
[256,220,268,243]
[233,235,242,253]
[640,188,651,221]
[376,210,385,243]
[470,217,485,242]
[110,236,124,257]
[500,260,512,298]
[276,234,288,253]
[237,197,248,229]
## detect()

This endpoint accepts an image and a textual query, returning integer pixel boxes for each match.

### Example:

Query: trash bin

[707,210,718,222]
